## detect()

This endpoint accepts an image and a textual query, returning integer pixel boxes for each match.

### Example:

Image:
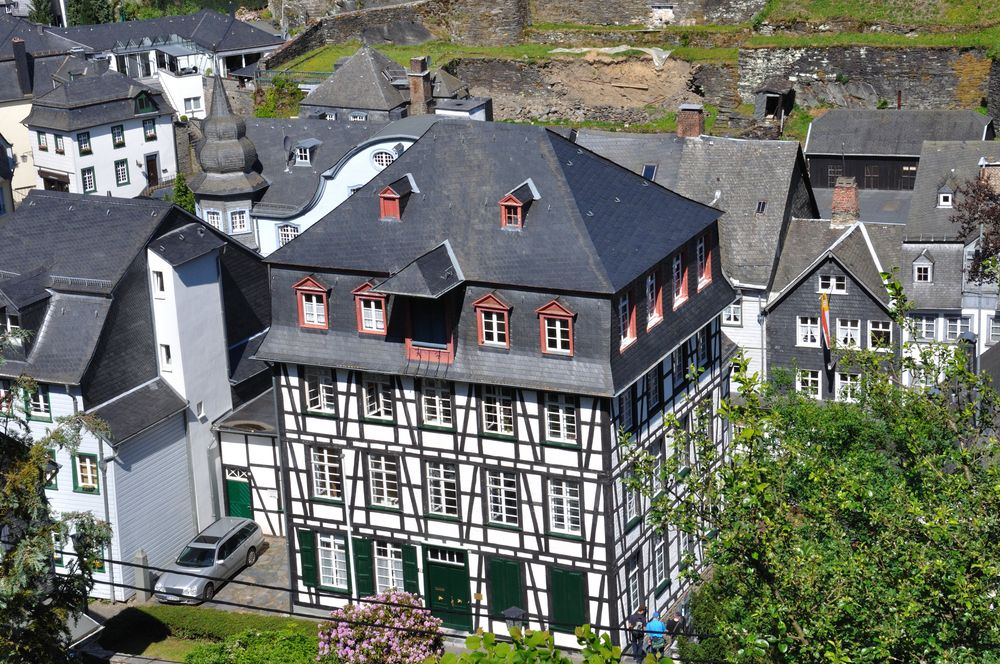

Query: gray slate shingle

[805,110,993,157]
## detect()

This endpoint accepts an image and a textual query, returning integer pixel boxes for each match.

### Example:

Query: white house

[24,66,177,197]
[0,190,270,599]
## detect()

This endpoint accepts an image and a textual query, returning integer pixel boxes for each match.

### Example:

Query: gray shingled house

[0,190,270,600]
[253,120,737,648]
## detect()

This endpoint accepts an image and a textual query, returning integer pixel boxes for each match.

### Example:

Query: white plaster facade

[0,98,34,199]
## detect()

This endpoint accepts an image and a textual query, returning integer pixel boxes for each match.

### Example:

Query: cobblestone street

[206,536,292,614]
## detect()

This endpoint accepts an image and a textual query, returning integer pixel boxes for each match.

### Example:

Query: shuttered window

[549,568,586,633]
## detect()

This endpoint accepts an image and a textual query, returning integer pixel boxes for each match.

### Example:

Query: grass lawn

[762,0,1000,26]
[98,605,320,660]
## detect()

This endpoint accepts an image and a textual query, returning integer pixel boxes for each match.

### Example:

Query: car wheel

[246,547,257,567]
[203,583,215,602]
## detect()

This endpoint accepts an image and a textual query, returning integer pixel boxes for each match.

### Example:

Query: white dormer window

[296,147,310,164]
[914,264,932,283]
[350,112,367,122]
[938,192,953,208]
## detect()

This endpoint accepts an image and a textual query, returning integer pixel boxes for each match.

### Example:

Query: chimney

[12,38,31,96]
[677,103,704,139]
[830,176,860,228]
[408,56,433,116]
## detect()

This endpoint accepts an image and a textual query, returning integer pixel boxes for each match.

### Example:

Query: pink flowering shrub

[317,590,444,663]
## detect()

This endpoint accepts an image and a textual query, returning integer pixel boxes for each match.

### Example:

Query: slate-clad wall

[220,244,270,348]
[988,59,1000,125]
[766,258,897,400]
[738,47,992,109]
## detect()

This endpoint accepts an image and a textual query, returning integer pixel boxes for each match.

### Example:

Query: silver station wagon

[154,517,263,603]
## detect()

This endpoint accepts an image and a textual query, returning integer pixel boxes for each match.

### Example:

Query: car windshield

[176,545,215,568]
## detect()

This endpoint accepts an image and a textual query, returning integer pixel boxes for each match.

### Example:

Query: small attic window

[378,174,416,221]
[755,200,767,214]
[350,112,368,122]
[135,93,155,114]
[641,163,658,181]
[296,147,310,164]
[937,191,953,208]
[498,179,539,230]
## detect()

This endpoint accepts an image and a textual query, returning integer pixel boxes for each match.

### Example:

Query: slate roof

[89,377,186,444]
[50,9,283,54]
[215,386,275,433]
[0,14,87,59]
[266,121,723,295]
[24,68,173,132]
[814,188,912,224]
[905,141,1000,240]
[244,117,387,215]
[301,47,407,112]
[805,110,993,157]
[576,130,813,288]
[373,240,463,298]
[768,219,903,308]
[150,222,226,266]
[980,342,1000,388]
[0,292,111,383]
[228,331,269,384]
[0,191,173,291]
[0,52,81,104]
[899,242,965,311]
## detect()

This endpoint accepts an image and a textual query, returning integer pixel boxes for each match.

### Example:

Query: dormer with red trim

[536,299,575,356]
[353,282,387,336]
[499,179,539,230]
[293,275,329,330]
[379,173,418,221]
[473,292,511,349]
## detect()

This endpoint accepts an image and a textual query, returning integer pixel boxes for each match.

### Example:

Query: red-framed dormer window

[618,290,637,351]
[645,269,663,329]
[537,300,575,356]
[294,276,329,330]
[697,234,712,291]
[379,186,401,220]
[498,194,524,229]
[672,252,688,309]
[473,293,511,348]
[353,282,387,335]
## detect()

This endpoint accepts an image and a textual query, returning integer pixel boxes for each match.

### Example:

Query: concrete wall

[738,46,992,109]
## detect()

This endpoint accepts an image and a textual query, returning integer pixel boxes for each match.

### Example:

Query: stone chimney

[677,103,704,139]
[408,56,433,116]
[830,176,860,228]
[12,38,31,96]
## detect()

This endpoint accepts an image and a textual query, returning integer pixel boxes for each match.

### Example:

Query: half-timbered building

[255,120,738,647]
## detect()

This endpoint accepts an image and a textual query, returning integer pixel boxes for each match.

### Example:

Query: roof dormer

[499,179,539,230]
[379,173,418,221]
[134,91,156,114]
[294,138,322,166]
[937,185,954,209]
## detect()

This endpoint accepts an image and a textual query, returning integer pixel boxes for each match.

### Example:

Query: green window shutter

[488,558,522,614]
[402,544,419,594]
[353,538,374,597]
[549,568,586,633]
[296,529,317,587]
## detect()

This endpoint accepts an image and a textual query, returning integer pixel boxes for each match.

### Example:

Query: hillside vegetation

[762,0,1000,27]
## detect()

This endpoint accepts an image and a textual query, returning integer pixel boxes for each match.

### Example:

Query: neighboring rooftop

[805,109,994,157]
[301,47,408,113]
[813,188,913,225]
[214,387,276,434]
[89,377,186,444]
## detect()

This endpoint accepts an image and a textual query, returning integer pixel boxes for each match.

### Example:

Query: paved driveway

[207,535,291,613]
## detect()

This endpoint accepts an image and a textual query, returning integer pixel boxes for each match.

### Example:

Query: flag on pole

[819,293,832,349]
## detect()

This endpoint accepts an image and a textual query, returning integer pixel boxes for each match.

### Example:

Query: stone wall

[738,46,992,110]
[528,0,648,26]
[448,0,527,46]
[988,59,1000,123]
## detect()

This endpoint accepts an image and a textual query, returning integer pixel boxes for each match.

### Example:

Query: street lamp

[43,457,61,487]
[502,606,528,631]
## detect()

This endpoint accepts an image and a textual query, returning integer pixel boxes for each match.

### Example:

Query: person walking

[644,610,668,658]
[625,606,647,660]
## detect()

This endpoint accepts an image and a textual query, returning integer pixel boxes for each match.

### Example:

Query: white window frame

[624,480,640,523]
[869,320,892,350]
[644,368,660,412]
[914,264,932,283]
[426,461,459,518]
[159,343,172,371]
[545,393,577,444]
[480,309,508,347]
[75,454,99,491]
[152,270,165,298]
[486,470,518,527]
[183,96,202,113]
[360,297,385,332]
[654,537,666,589]
[937,192,953,208]
[114,159,129,186]
[722,298,742,326]
[796,369,821,400]
[945,316,971,341]
[618,292,634,347]
[543,316,571,354]
[371,150,395,169]
[296,147,310,164]
[696,236,708,287]
[481,385,515,436]
[111,124,125,147]
[374,541,403,592]
[229,209,248,234]
[645,272,661,326]
[81,167,96,193]
[278,224,299,247]
[204,209,222,229]
[797,316,820,347]
[548,478,582,536]
[990,316,1000,344]
[420,379,453,428]
[28,385,50,418]
[835,372,860,402]
[311,447,342,500]
[362,374,394,421]
[143,118,157,140]
[317,533,349,590]
[818,274,847,294]
[368,454,399,508]
[912,315,936,341]
[836,318,861,347]
[626,559,642,612]
[672,254,685,304]
[304,366,336,414]
[618,389,633,431]
[301,293,326,327]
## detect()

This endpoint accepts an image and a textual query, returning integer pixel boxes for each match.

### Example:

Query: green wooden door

[425,548,473,631]
[225,477,252,519]
[549,568,586,634]
[488,558,523,615]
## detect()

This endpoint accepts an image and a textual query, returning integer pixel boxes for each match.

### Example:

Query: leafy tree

[951,171,1000,283]
[254,77,305,119]
[66,0,113,25]
[1,332,113,663]
[626,283,1000,662]
[28,0,57,26]
[169,171,196,215]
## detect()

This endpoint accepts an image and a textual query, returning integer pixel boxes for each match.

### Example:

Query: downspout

[759,293,767,380]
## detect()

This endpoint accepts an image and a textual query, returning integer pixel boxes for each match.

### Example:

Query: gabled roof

[50,9,283,54]
[767,219,903,309]
[813,188,912,225]
[373,241,463,298]
[266,121,723,295]
[0,14,88,58]
[24,68,174,132]
[150,222,226,266]
[301,47,407,112]
[906,141,1000,240]
[805,110,993,157]
[89,377,186,444]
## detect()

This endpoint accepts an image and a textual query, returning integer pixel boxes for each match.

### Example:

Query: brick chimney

[12,38,31,96]
[408,56,433,116]
[830,176,860,228]
[677,103,704,139]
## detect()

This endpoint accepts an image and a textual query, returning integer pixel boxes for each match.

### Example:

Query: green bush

[134,605,318,641]
[185,629,317,664]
